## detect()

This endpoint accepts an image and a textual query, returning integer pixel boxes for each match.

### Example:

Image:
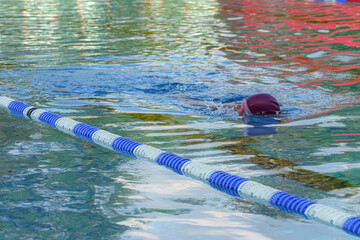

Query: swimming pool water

[0,0,360,239]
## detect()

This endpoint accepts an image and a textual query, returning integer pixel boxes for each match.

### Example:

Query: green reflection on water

[0,0,221,70]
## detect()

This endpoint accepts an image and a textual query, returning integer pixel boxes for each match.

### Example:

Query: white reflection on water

[312,142,360,156]
[270,115,347,128]
[118,207,353,240]
[301,162,360,173]
[7,141,74,156]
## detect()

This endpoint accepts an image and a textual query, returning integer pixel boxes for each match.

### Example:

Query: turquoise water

[1,0,360,239]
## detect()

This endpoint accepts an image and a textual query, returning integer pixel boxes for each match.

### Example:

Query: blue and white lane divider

[1,95,360,237]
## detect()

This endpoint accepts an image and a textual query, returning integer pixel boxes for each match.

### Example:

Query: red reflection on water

[333,133,360,136]
[216,0,360,87]
[333,76,360,86]
[281,110,333,124]
[332,133,360,142]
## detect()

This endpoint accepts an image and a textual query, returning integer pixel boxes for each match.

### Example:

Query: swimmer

[225,93,281,116]
[181,92,281,116]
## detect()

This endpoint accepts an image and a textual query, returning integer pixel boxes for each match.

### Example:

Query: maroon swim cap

[246,93,281,115]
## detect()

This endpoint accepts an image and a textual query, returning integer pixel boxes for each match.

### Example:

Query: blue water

[1,0,360,239]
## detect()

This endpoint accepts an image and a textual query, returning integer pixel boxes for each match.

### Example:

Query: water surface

[0,0,360,239]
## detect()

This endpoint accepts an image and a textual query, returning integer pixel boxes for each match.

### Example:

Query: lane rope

[1,95,359,237]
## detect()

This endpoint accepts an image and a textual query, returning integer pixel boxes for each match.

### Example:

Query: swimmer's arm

[183,98,234,109]
[172,94,243,115]
[223,102,243,115]
[190,100,243,115]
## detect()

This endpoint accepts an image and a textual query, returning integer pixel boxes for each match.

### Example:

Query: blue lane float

[0,95,359,238]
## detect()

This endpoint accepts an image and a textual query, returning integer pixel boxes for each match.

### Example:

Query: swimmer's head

[241,93,281,116]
